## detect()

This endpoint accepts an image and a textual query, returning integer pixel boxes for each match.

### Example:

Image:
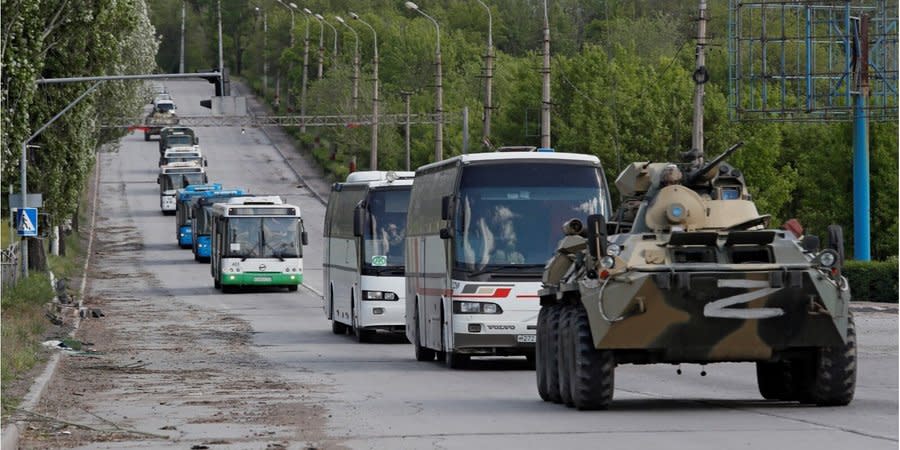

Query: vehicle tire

[756,361,795,400]
[330,289,347,335]
[213,278,221,289]
[287,285,299,292]
[222,284,234,294]
[144,132,150,141]
[571,305,615,410]
[544,304,563,404]
[805,313,857,406]
[827,224,845,265]
[413,303,436,362]
[445,350,469,369]
[194,252,200,262]
[536,306,551,401]
[558,304,575,407]
[351,296,369,343]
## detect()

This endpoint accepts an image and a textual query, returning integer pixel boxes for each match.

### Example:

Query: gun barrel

[687,141,744,184]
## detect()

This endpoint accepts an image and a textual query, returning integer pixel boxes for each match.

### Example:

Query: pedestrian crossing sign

[16,208,38,237]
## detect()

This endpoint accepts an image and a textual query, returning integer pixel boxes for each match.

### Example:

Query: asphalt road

[31,80,900,449]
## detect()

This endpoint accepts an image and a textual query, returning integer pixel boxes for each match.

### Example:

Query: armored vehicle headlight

[607,244,622,256]
[599,256,616,269]
[816,250,838,268]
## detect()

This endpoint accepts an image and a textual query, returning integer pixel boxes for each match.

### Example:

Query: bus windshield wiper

[467,264,545,278]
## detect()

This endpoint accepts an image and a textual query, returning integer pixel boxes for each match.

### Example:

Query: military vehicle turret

[535,143,855,410]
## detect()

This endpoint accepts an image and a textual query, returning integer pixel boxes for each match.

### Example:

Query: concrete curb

[2,150,101,449]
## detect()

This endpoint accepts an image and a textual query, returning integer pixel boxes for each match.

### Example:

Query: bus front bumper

[220,272,303,286]
[178,227,192,247]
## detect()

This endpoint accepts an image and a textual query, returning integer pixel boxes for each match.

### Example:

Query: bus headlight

[453,301,503,314]
[363,291,399,301]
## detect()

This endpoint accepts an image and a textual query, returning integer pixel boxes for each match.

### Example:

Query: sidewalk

[232,81,332,204]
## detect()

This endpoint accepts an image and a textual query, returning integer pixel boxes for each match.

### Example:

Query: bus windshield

[163,155,202,165]
[362,188,410,273]
[161,173,205,191]
[166,135,192,146]
[156,103,175,113]
[225,217,302,259]
[195,205,213,235]
[454,163,607,273]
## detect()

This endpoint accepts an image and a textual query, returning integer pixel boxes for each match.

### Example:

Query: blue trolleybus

[174,184,222,248]
[190,188,248,261]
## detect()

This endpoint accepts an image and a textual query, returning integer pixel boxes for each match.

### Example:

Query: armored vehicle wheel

[571,305,615,410]
[558,304,575,407]
[544,304,563,403]
[805,313,857,406]
[756,361,794,400]
[536,306,551,401]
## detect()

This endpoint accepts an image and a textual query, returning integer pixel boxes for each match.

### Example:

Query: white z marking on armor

[703,279,785,319]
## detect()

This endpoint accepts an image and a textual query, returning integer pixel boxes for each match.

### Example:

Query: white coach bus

[210,196,308,293]
[158,161,207,214]
[323,171,414,342]
[405,150,611,368]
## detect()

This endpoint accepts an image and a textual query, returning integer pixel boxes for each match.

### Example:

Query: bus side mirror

[586,214,607,259]
[441,195,454,220]
[301,231,309,246]
[439,227,453,240]
[194,136,199,145]
[353,206,365,237]
[204,160,208,167]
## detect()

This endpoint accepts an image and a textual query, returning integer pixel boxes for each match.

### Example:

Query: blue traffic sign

[16,208,38,237]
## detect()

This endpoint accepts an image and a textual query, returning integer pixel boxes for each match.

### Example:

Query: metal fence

[1,243,19,288]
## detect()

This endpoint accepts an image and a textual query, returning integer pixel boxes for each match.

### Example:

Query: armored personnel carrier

[536,143,855,410]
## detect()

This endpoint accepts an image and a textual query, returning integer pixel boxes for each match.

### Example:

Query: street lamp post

[217,0,224,95]
[294,3,309,132]
[316,14,339,68]
[336,16,360,113]
[274,0,296,110]
[180,1,186,73]
[254,6,268,98]
[405,2,442,162]
[351,12,379,170]
[476,0,493,148]
[306,9,325,78]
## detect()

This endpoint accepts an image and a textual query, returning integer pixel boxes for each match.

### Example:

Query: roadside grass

[1,232,84,416]
[1,219,13,248]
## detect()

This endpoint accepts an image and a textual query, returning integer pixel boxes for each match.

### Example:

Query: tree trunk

[27,238,48,272]
[50,225,60,256]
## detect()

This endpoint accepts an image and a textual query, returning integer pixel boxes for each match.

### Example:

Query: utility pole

[217,0,224,95]
[401,91,412,170]
[462,106,469,154]
[179,1,186,73]
[301,12,310,132]
[540,0,551,149]
[691,0,708,164]
[477,0,493,149]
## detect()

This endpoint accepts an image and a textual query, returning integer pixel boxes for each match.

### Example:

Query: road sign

[7,193,43,208]
[16,208,38,237]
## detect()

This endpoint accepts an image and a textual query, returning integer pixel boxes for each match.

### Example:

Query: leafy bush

[844,259,899,303]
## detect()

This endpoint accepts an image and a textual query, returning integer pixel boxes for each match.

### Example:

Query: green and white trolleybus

[210,196,309,292]
[323,171,414,342]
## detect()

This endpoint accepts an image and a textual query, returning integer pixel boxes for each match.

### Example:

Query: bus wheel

[445,350,469,369]
[413,304,436,361]
[331,289,347,335]
[213,278,221,289]
[144,132,150,141]
[222,284,234,294]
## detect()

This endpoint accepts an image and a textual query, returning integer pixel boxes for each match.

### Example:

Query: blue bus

[190,189,248,261]
[175,184,223,248]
